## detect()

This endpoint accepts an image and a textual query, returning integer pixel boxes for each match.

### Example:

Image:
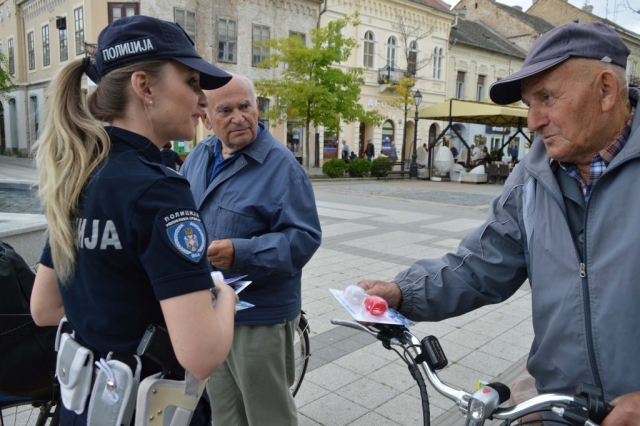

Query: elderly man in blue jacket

[181,73,321,426]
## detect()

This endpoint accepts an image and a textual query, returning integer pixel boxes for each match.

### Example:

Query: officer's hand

[207,240,235,270]
[601,391,640,426]
[357,280,403,310]
[211,280,238,303]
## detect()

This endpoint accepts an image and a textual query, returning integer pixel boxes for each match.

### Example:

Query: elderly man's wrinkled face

[204,76,258,152]
[521,60,606,165]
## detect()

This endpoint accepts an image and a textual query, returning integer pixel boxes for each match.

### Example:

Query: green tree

[381,77,418,168]
[0,52,14,96]
[255,14,383,169]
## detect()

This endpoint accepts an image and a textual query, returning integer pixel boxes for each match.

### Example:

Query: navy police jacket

[41,126,212,356]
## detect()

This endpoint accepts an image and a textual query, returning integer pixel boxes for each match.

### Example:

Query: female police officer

[29,15,237,425]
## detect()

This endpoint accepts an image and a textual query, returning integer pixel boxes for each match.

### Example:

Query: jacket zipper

[529,173,604,390]
[578,262,602,388]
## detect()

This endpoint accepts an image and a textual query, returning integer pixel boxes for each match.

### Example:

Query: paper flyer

[228,280,252,294]
[235,300,255,311]
[211,272,254,310]
[330,289,415,326]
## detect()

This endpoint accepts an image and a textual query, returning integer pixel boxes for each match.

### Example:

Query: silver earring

[149,100,153,104]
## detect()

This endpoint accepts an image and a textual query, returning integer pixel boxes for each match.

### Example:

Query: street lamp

[410,89,422,179]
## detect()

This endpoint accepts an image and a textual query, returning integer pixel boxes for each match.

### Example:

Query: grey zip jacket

[394,88,640,401]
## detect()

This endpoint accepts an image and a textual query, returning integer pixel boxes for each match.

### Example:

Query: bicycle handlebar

[331,319,608,426]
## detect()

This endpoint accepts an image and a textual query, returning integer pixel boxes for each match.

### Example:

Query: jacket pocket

[210,206,264,240]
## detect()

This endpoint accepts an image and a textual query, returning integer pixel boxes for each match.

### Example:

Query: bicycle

[0,315,60,426]
[331,319,612,426]
[291,311,310,397]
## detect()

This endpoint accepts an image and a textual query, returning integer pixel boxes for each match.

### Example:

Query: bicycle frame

[331,319,608,426]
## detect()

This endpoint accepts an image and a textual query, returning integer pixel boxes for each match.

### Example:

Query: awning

[418,99,528,127]
[416,99,531,175]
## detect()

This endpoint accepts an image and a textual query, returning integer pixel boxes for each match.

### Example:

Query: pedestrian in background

[341,139,350,162]
[161,142,184,170]
[365,139,375,161]
[389,141,398,163]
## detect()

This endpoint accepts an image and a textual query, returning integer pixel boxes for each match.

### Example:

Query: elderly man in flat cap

[357,22,639,425]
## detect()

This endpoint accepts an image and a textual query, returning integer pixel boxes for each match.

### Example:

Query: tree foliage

[0,53,14,96]
[381,76,420,165]
[254,13,383,168]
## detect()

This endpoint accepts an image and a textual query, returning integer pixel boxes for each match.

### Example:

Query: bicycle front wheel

[291,312,310,397]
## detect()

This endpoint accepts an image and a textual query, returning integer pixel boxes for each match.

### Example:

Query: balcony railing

[378,65,408,85]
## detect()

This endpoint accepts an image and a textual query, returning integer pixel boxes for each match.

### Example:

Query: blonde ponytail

[34,58,110,284]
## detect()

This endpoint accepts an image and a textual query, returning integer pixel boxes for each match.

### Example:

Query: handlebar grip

[575,383,612,424]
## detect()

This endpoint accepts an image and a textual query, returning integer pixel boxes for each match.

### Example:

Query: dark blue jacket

[181,126,321,325]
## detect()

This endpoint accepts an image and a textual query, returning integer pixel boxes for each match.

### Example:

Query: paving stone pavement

[296,179,530,426]
[0,156,531,425]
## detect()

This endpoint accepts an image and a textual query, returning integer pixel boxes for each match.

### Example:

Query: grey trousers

[207,316,300,426]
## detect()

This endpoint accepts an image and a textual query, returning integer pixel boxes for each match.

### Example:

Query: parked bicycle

[331,319,611,426]
[291,311,310,397]
[0,314,60,426]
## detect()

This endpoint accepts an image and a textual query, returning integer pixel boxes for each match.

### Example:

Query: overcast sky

[465,0,640,34]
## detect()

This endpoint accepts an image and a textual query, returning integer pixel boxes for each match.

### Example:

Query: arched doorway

[428,123,438,149]
[381,119,394,156]
[404,120,415,161]
[29,95,39,148]
[8,98,18,155]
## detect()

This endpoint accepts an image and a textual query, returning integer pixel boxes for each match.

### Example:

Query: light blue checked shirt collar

[554,107,634,204]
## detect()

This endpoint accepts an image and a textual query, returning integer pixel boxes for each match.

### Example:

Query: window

[386,36,398,70]
[252,24,270,66]
[476,75,485,101]
[408,40,418,76]
[258,97,269,128]
[289,31,306,44]
[108,3,139,23]
[174,8,196,42]
[8,38,14,74]
[363,31,374,68]
[432,47,443,79]
[59,27,68,62]
[42,25,50,67]
[27,31,35,70]
[74,7,84,55]
[456,71,466,99]
[218,18,237,63]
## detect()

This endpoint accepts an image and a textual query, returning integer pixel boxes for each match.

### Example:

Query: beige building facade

[0,0,120,155]
[0,0,323,160]
[319,0,453,163]
[445,17,527,159]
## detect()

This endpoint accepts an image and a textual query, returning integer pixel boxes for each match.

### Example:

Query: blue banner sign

[485,125,511,134]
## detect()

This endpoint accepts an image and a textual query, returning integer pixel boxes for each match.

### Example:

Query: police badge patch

[162,209,207,263]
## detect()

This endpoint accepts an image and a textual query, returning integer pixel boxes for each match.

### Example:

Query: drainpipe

[317,0,327,29]
[313,0,328,167]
